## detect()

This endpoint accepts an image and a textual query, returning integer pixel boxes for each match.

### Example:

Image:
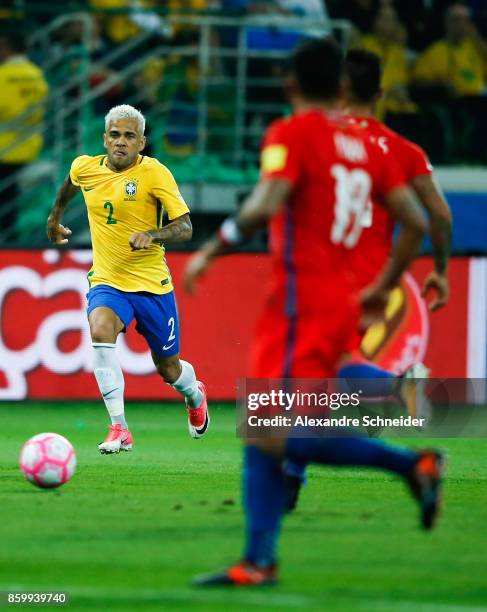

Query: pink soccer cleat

[186,382,210,439]
[98,424,134,454]
[120,429,134,452]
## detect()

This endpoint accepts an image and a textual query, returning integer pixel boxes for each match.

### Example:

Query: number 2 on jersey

[104,201,117,225]
[330,164,372,248]
[167,317,176,342]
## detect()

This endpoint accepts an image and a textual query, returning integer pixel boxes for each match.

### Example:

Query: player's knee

[154,355,181,383]
[90,321,118,344]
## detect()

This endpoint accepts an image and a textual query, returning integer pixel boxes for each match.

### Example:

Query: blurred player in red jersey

[345,51,452,313]
[184,38,445,586]
[282,49,453,512]
[338,49,453,411]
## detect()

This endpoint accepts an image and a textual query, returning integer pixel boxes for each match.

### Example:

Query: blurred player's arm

[411,173,452,310]
[232,178,290,235]
[183,179,291,293]
[129,213,193,250]
[361,186,426,326]
[46,174,79,245]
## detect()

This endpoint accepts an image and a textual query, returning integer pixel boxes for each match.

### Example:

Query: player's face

[104,119,146,171]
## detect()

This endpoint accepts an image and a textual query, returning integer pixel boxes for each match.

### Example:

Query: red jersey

[260,109,406,315]
[347,115,433,288]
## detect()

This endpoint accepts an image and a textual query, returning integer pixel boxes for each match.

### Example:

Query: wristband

[217,217,244,247]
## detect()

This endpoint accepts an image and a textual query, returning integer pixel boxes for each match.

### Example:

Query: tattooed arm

[129,213,193,250]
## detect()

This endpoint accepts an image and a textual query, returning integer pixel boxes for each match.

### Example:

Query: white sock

[92,343,127,429]
[171,360,203,408]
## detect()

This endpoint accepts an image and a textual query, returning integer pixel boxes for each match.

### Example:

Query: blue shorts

[87,285,180,357]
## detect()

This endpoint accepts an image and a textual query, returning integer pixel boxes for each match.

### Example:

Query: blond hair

[105,105,145,134]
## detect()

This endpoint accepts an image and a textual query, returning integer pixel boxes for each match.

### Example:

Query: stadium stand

[0,1,485,248]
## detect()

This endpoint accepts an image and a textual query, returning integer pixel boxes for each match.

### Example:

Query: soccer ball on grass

[19,433,76,488]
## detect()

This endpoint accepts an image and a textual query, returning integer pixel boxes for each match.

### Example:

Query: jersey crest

[124,179,138,201]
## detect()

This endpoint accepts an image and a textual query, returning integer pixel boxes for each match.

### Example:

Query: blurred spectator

[52,14,124,114]
[0,28,48,239]
[167,1,218,45]
[138,27,233,157]
[51,13,111,66]
[413,3,487,96]
[355,6,416,120]
[139,43,200,156]
[89,0,171,45]
[328,0,453,51]
[412,3,487,163]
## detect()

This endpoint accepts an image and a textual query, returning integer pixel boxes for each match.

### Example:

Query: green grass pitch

[1,402,486,611]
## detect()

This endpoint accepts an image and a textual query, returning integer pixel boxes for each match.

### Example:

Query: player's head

[345,49,382,106]
[286,37,344,105]
[104,105,146,171]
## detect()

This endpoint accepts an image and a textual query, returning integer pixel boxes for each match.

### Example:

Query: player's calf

[155,355,210,439]
[282,460,307,513]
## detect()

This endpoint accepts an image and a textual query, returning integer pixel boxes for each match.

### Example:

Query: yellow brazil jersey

[0,57,49,163]
[70,154,189,294]
[89,0,156,44]
[414,39,487,95]
[359,36,416,119]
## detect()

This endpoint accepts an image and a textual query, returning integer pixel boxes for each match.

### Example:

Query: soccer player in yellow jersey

[46,104,209,453]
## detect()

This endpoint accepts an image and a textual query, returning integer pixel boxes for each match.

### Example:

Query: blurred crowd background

[0,0,486,245]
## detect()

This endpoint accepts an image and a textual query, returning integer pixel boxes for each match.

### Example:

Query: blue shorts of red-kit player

[86,284,180,357]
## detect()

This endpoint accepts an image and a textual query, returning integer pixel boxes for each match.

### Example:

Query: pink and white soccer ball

[19,433,76,488]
